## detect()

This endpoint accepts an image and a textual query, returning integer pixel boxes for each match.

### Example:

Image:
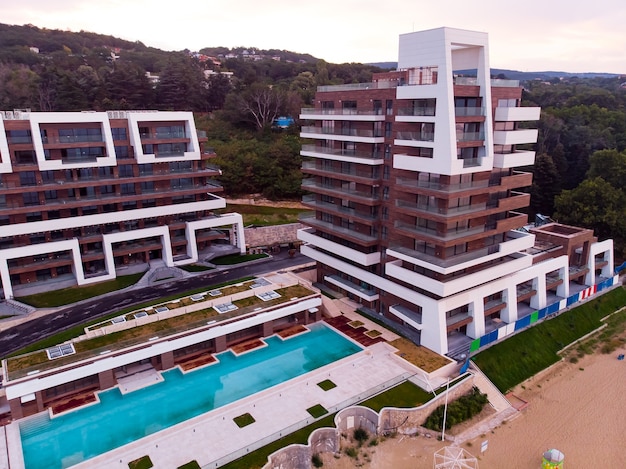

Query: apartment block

[298,27,614,356]
[0,110,245,299]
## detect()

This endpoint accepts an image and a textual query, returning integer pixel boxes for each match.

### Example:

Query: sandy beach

[322,347,626,468]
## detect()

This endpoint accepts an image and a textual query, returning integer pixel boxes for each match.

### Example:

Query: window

[23,192,39,206]
[7,129,32,144]
[58,127,102,143]
[121,183,136,195]
[385,122,392,138]
[115,146,130,158]
[118,165,134,177]
[41,170,55,183]
[14,150,36,165]
[44,190,57,201]
[96,167,112,179]
[101,185,115,195]
[373,100,382,115]
[169,161,193,173]
[156,125,185,138]
[386,100,393,116]
[111,127,127,141]
[139,164,153,176]
[62,147,104,161]
[384,144,391,160]
[19,171,37,186]
[140,181,154,193]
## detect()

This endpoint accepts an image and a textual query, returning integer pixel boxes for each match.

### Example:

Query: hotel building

[298,27,614,356]
[0,110,245,299]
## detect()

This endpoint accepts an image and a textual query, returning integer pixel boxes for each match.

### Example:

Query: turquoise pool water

[19,322,361,469]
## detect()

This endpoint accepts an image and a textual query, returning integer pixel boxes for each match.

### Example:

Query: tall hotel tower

[298,28,613,355]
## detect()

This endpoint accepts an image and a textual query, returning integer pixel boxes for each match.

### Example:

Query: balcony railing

[302,180,379,202]
[396,131,435,142]
[317,81,398,92]
[456,131,484,142]
[454,76,520,87]
[301,127,383,138]
[454,107,484,117]
[140,131,187,139]
[396,177,496,192]
[43,135,104,144]
[301,145,381,160]
[298,214,378,243]
[396,200,489,217]
[301,108,384,116]
[396,107,436,117]
[395,221,490,241]
[302,196,377,222]
[302,161,380,180]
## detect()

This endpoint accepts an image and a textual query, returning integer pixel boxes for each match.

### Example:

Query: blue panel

[546,302,560,314]
[460,359,471,374]
[537,308,547,319]
[480,335,491,347]
[566,294,579,306]
[488,330,499,343]
[515,315,531,331]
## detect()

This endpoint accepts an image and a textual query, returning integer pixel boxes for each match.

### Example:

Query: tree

[554,177,626,243]
[530,153,561,217]
[155,56,205,111]
[205,73,232,111]
[234,84,285,131]
[586,149,626,191]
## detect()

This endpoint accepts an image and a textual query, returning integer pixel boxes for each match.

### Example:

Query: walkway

[6,341,420,469]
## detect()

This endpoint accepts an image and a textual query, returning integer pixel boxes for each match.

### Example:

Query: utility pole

[441,378,450,441]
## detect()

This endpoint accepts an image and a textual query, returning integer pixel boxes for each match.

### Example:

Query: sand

[321,347,626,468]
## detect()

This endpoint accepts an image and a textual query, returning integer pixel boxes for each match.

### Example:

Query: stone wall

[244,223,304,249]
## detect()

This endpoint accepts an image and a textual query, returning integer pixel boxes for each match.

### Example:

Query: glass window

[19,171,37,186]
[111,127,127,141]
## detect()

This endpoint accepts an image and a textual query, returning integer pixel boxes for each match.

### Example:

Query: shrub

[311,453,323,468]
[423,387,489,431]
[353,427,368,445]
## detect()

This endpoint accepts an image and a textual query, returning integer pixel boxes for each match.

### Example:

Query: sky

[4,0,626,74]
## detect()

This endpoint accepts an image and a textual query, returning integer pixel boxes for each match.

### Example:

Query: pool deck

[7,340,421,469]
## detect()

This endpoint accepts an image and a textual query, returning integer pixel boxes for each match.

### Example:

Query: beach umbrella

[433,446,478,468]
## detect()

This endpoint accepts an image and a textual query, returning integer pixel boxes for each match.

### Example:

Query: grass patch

[178,462,201,469]
[348,320,364,328]
[212,253,268,265]
[17,272,145,308]
[306,404,328,418]
[365,329,382,338]
[474,286,626,392]
[359,381,433,411]
[423,387,488,431]
[178,264,214,272]
[5,276,255,359]
[390,338,451,372]
[223,204,307,226]
[234,413,256,428]
[317,379,337,391]
[128,455,153,469]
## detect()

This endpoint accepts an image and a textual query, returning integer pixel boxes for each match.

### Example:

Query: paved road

[0,252,314,358]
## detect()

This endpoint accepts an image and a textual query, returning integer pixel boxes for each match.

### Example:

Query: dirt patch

[277,325,307,339]
[231,338,266,355]
[390,338,451,372]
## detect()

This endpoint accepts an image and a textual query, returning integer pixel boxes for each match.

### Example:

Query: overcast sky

[4,0,626,73]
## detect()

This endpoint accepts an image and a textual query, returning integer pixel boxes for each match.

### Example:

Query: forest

[1,23,626,256]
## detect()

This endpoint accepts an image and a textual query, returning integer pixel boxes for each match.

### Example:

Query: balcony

[387,230,534,275]
[301,161,380,182]
[298,214,378,245]
[300,108,385,121]
[395,131,435,142]
[300,145,383,164]
[396,176,496,194]
[394,221,489,243]
[493,129,538,146]
[494,107,541,122]
[453,77,520,87]
[298,228,381,266]
[324,274,379,302]
[456,131,484,142]
[493,150,536,169]
[302,196,377,223]
[301,126,384,144]
[395,199,489,218]
[316,82,398,92]
[454,107,484,117]
[140,131,188,140]
[42,135,104,144]
[301,180,380,204]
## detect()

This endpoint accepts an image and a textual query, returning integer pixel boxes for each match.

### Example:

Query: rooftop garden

[5,280,316,380]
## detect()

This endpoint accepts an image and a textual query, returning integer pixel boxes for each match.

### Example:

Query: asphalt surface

[0,252,314,358]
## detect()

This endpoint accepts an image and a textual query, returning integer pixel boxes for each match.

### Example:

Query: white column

[556,265,569,298]
[500,286,518,323]
[0,258,13,299]
[530,274,547,310]
[420,302,448,355]
[467,300,485,339]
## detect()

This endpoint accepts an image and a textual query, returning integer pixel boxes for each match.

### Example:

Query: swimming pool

[19,323,361,469]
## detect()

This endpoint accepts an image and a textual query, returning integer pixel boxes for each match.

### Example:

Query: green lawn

[221,204,309,226]
[16,272,146,308]
[474,286,626,392]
